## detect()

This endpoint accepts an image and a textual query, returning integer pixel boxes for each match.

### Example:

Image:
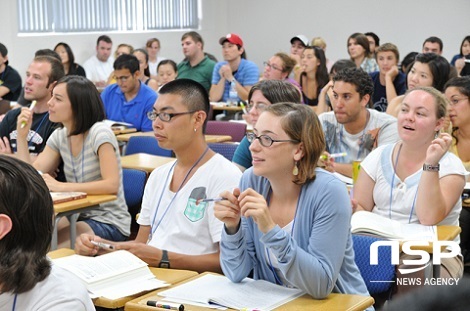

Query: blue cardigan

[220,168,370,299]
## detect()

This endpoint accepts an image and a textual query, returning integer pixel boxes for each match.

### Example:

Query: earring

[434,131,439,139]
[293,161,299,176]
[194,128,197,132]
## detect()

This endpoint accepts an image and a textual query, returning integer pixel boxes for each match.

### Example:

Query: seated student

[450,36,470,76]
[232,80,302,172]
[386,53,451,117]
[318,67,398,178]
[54,42,86,77]
[0,55,64,164]
[347,33,379,73]
[16,76,131,248]
[75,79,242,273]
[289,34,309,81]
[133,48,159,91]
[0,155,94,310]
[0,43,22,102]
[370,43,407,112]
[261,52,299,89]
[444,76,470,268]
[100,54,157,132]
[298,46,329,111]
[209,33,259,103]
[214,103,370,299]
[157,59,178,89]
[354,87,466,291]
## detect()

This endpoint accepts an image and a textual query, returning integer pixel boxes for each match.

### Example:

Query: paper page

[160,274,303,311]
[53,250,148,283]
[103,119,134,128]
[398,223,437,241]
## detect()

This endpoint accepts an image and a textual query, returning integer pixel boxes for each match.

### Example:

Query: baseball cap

[219,33,244,47]
[290,35,309,47]
[0,43,8,65]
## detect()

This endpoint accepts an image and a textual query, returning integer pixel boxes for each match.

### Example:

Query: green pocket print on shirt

[184,187,207,222]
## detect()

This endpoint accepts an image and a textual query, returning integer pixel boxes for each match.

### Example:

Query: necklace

[68,135,86,183]
[149,146,210,241]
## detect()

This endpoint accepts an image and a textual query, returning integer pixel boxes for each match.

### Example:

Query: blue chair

[352,234,396,295]
[122,168,147,238]
[208,143,239,161]
[124,136,173,157]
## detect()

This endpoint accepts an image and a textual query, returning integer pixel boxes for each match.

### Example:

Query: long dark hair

[444,76,470,144]
[54,42,80,75]
[300,46,329,101]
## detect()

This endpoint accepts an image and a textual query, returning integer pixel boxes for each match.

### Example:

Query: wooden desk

[121,153,175,173]
[211,102,244,112]
[48,248,198,309]
[113,127,137,135]
[116,131,232,143]
[124,273,374,311]
[53,194,117,250]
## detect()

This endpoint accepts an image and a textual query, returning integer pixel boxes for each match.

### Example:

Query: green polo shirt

[177,55,215,91]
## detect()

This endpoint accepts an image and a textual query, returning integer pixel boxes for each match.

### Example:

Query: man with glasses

[100,54,157,132]
[76,79,242,274]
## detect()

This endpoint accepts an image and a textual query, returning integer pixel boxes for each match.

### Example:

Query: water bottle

[227,79,238,106]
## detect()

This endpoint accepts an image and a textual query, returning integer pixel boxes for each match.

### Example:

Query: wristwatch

[159,250,170,268]
[423,163,440,172]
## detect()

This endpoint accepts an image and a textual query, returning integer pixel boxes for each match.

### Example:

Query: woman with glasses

[444,76,470,269]
[261,52,300,89]
[214,103,370,299]
[15,75,131,248]
[232,80,301,172]
[298,46,329,111]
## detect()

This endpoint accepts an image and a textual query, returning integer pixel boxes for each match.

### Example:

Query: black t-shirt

[0,65,22,101]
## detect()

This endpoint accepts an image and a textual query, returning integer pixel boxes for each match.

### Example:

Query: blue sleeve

[140,93,157,132]
[232,137,252,169]
[262,178,353,299]
[211,62,223,85]
[220,172,258,282]
[238,61,260,86]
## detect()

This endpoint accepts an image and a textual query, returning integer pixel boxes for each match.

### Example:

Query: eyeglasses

[114,75,132,82]
[246,132,299,147]
[147,110,196,122]
[448,97,469,107]
[263,61,283,72]
[247,102,268,112]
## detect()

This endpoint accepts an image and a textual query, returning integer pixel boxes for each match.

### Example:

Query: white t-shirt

[0,265,94,311]
[138,153,242,255]
[319,109,398,163]
[361,143,467,227]
[149,56,167,77]
[83,55,114,83]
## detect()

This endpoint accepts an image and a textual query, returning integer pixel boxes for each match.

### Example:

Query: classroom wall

[2,0,469,78]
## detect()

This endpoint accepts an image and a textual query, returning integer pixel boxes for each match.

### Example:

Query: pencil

[20,100,37,129]
[196,197,228,204]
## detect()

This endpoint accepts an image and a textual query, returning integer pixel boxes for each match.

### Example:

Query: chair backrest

[122,168,147,209]
[352,234,396,294]
[205,121,247,142]
[208,143,239,161]
[125,136,173,157]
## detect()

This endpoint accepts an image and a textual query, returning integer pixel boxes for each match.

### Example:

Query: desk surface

[125,273,374,311]
[47,248,198,309]
[116,131,232,143]
[53,194,117,214]
[121,153,175,173]
[113,127,137,135]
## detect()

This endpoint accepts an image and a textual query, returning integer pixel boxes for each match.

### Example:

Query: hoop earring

[293,161,299,176]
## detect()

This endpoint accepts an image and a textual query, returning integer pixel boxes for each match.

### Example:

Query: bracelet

[423,163,440,172]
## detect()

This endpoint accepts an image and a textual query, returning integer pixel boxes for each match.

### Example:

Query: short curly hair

[333,67,374,102]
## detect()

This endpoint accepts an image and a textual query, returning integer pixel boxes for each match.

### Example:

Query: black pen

[147,300,184,311]
[196,197,228,205]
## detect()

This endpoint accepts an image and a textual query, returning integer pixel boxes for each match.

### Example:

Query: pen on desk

[146,301,184,311]
[20,100,37,129]
[90,240,115,250]
[320,152,347,160]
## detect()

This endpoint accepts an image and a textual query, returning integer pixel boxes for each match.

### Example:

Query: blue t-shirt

[100,82,157,132]
[211,59,259,102]
[369,71,406,112]
[232,136,251,169]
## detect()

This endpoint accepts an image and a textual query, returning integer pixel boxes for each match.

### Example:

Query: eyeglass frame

[246,132,300,147]
[247,102,269,112]
[448,97,469,107]
[263,61,284,72]
[147,110,197,122]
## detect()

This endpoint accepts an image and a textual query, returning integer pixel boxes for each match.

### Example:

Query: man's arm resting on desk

[75,226,222,274]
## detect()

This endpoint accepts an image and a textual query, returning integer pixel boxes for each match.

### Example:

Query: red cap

[219,33,244,47]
